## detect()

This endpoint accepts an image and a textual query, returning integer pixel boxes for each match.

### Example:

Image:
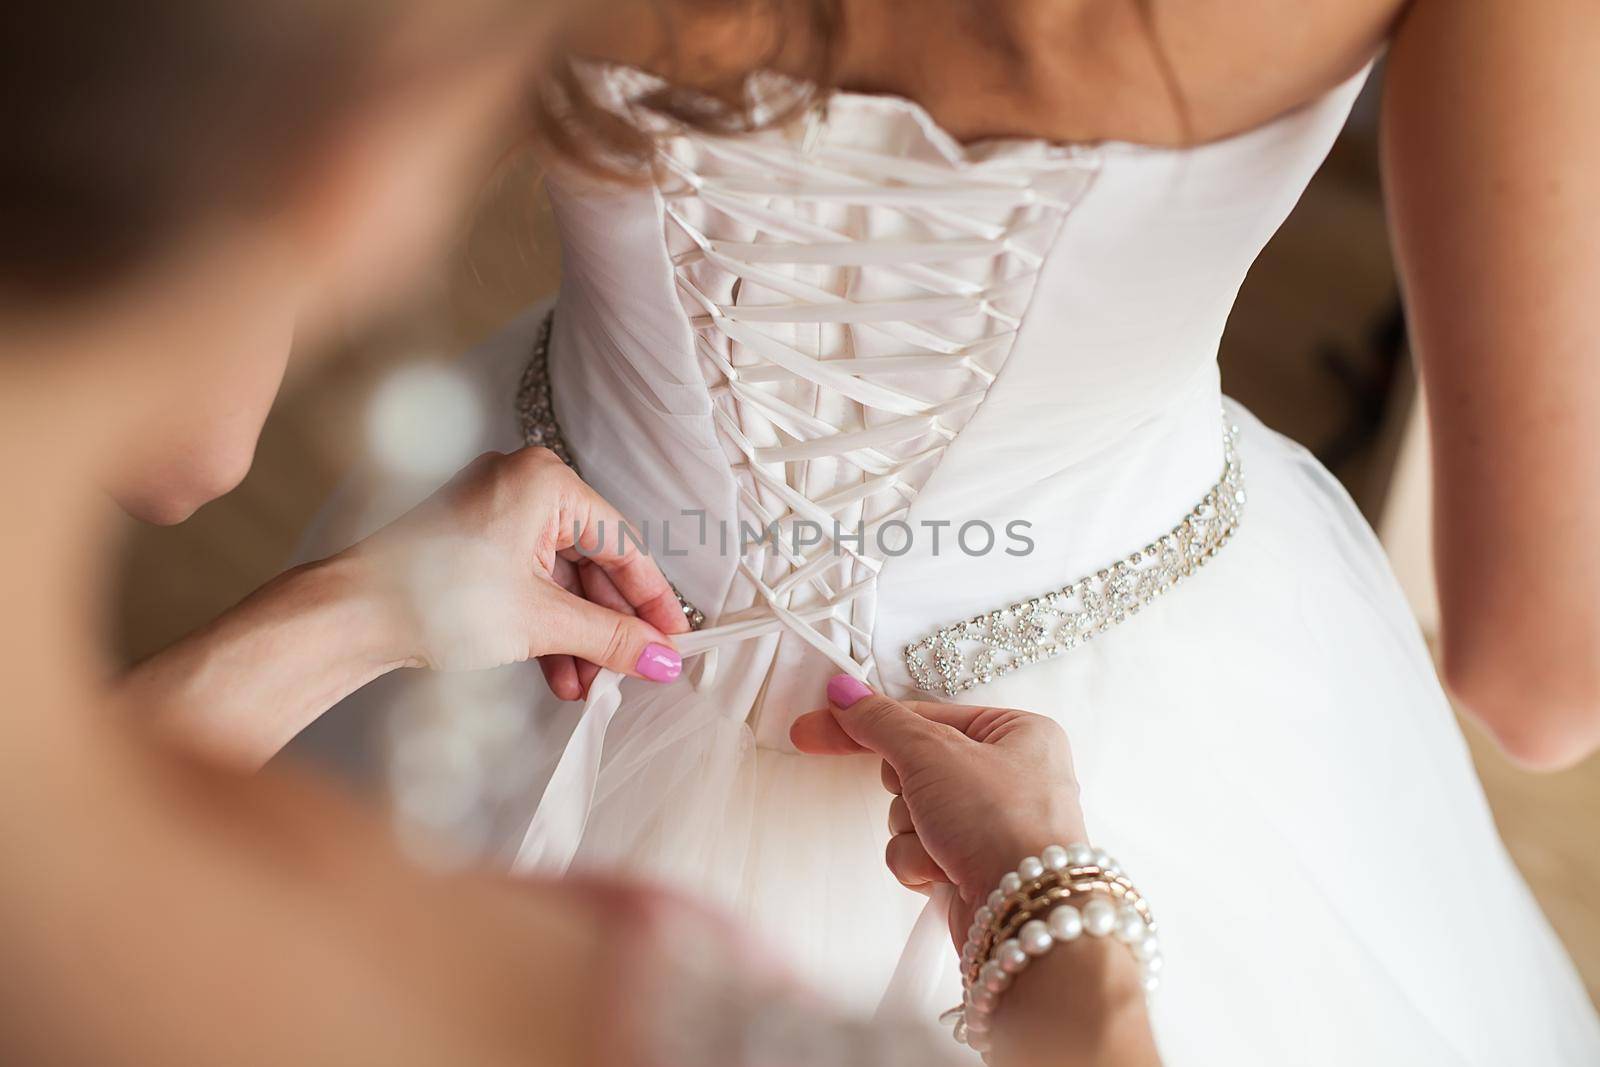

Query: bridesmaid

[0,1,701,1062]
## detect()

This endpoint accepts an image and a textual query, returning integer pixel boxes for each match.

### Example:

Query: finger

[552,554,583,597]
[578,560,636,617]
[880,759,902,795]
[575,558,631,699]
[821,675,950,769]
[886,832,947,890]
[554,475,690,637]
[546,557,604,699]
[531,585,682,683]
[575,658,601,696]
[895,699,994,736]
[539,654,583,701]
[887,794,913,835]
[790,698,1000,754]
[789,707,866,754]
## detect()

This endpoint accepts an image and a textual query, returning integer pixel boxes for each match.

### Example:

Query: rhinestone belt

[904,416,1244,697]
[515,311,581,469]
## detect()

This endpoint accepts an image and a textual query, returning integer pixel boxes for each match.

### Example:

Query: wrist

[952,844,1162,1065]
[994,937,1158,1067]
[123,554,417,769]
[967,811,1089,906]
[284,553,419,675]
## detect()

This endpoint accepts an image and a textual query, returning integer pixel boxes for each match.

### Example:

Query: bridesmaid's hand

[343,447,689,698]
[791,677,1087,942]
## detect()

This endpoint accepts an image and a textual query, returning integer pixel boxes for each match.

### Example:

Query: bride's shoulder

[995,0,1403,148]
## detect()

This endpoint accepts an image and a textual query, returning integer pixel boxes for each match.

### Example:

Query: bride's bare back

[575,0,1400,147]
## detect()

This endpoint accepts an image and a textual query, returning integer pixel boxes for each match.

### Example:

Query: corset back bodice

[544,68,1368,716]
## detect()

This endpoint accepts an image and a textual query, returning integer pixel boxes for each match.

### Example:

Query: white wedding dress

[291,65,1600,1063]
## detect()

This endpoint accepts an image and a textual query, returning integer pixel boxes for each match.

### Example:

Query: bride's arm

[1382,0,1600,769]
[121,448,688,769]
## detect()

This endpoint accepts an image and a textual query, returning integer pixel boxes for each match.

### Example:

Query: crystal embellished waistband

[904,415,1244,697]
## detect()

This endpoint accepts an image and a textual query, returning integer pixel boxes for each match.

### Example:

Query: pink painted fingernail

[827,673,872,707]
[636,643,682,682]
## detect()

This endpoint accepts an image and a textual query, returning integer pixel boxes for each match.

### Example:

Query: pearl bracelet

[943,844,1163,1055]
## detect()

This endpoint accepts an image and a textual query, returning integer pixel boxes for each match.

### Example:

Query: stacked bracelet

[942,843,1163,1056]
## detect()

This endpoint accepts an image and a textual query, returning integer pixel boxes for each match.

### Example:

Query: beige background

[113,116,1600,1004]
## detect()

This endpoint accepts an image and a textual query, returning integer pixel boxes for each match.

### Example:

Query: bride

[294,1,1600,1061]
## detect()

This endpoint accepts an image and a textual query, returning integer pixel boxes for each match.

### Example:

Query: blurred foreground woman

[0,2,1167,1065]
[0,2,757,1063]
[0,2,654,1063]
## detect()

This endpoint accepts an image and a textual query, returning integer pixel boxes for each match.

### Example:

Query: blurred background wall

[112,75,1599,1002]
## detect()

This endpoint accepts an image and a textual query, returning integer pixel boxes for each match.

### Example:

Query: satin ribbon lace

[646,105,1101,688]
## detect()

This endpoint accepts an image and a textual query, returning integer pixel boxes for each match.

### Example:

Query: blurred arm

[118,556,405,769]
[120,447,689,769]
[1382,0,1600,769]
